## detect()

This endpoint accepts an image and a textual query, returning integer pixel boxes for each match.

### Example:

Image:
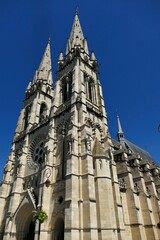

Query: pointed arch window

[88,81,93,101]
[84,74,97,104]
[54,218,64,240]
[39,103,47,123]
[61,74,72,103]
[24,105,31,130]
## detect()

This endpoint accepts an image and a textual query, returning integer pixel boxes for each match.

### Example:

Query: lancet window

[39,103,47,123]
[24,104,31,130]
[84,74,97,104]
[61,74,72,103]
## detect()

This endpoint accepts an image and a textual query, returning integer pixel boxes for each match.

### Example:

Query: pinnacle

[91,51,97,61]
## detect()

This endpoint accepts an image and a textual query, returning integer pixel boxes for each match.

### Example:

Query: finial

[48,34,51,44]
[75,7,78,15]
[116,111,119,118]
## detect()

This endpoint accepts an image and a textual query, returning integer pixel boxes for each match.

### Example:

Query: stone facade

[0,11,160,240]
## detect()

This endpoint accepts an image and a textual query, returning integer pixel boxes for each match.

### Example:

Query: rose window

[27,135,46,169]
[33,141,45,165]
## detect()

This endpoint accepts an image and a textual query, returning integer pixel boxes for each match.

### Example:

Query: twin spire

[32,38,53,86]
[25,39,53,97]
[37,38,52,79]
[28,9,95,90]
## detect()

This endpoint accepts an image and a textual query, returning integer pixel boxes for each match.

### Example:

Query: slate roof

[112,137,156,166]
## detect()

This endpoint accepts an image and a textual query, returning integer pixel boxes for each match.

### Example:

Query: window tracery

[27,135,46,169]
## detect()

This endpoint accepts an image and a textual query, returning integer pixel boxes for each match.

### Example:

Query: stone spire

[117,113,125,142]
[33,38,53,85]
[25,39,54,101]
[66,10,89,54]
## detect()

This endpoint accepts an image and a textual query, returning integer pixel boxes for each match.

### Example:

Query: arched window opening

[61,134,67,179]
[54,218,64,240]
[56,129,66,180]
[24,105,31,130]
[39,103,47,123]
[62,75,72,103]
[15,203,35,240]
[88,81,92,102]
[62,82,67,102]
[26,221,35,240]
[85,75,97,104]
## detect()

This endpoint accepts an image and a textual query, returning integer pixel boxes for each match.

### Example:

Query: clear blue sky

[0,0,160,180]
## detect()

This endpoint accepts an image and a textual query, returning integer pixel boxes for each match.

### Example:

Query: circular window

[33,141,45,165]
[27,135,46,169]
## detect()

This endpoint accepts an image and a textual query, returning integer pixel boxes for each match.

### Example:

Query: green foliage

[33,210,48,224]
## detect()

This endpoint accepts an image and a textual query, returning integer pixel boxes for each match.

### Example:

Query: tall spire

[117,114,123,134]
[33,39,53,85]
[117,113,125,142]
[66,10,89,54]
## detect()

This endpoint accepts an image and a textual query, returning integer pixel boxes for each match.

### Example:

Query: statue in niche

[108,147,114,161]
[16,161,23,176]
[67,138,74,154]
[85,135,91,152]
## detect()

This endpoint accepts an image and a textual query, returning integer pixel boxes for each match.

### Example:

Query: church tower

[1,10,160,240]
[0,39,54,240]
[46,10,124,240]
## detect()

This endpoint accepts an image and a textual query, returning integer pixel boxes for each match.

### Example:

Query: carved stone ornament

[85,136,91,152]
[43,168,52,184]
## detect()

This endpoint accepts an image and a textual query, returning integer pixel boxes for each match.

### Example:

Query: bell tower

[47,10,124,240]
[0,39,54,240]
[0,11,127,240]
[15,39,53,137]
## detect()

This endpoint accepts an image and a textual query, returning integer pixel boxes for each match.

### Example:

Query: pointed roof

[66,10,89,54]
[117,114,123,134]
[33,39,53,85]
[114,114,156,165]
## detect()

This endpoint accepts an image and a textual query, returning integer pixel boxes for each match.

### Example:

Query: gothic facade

[0,11,160,240]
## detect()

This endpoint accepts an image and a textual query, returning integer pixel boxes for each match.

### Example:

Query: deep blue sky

[0,0,160,180]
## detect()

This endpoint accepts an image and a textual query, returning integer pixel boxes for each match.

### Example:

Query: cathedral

[0,10,160,240]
